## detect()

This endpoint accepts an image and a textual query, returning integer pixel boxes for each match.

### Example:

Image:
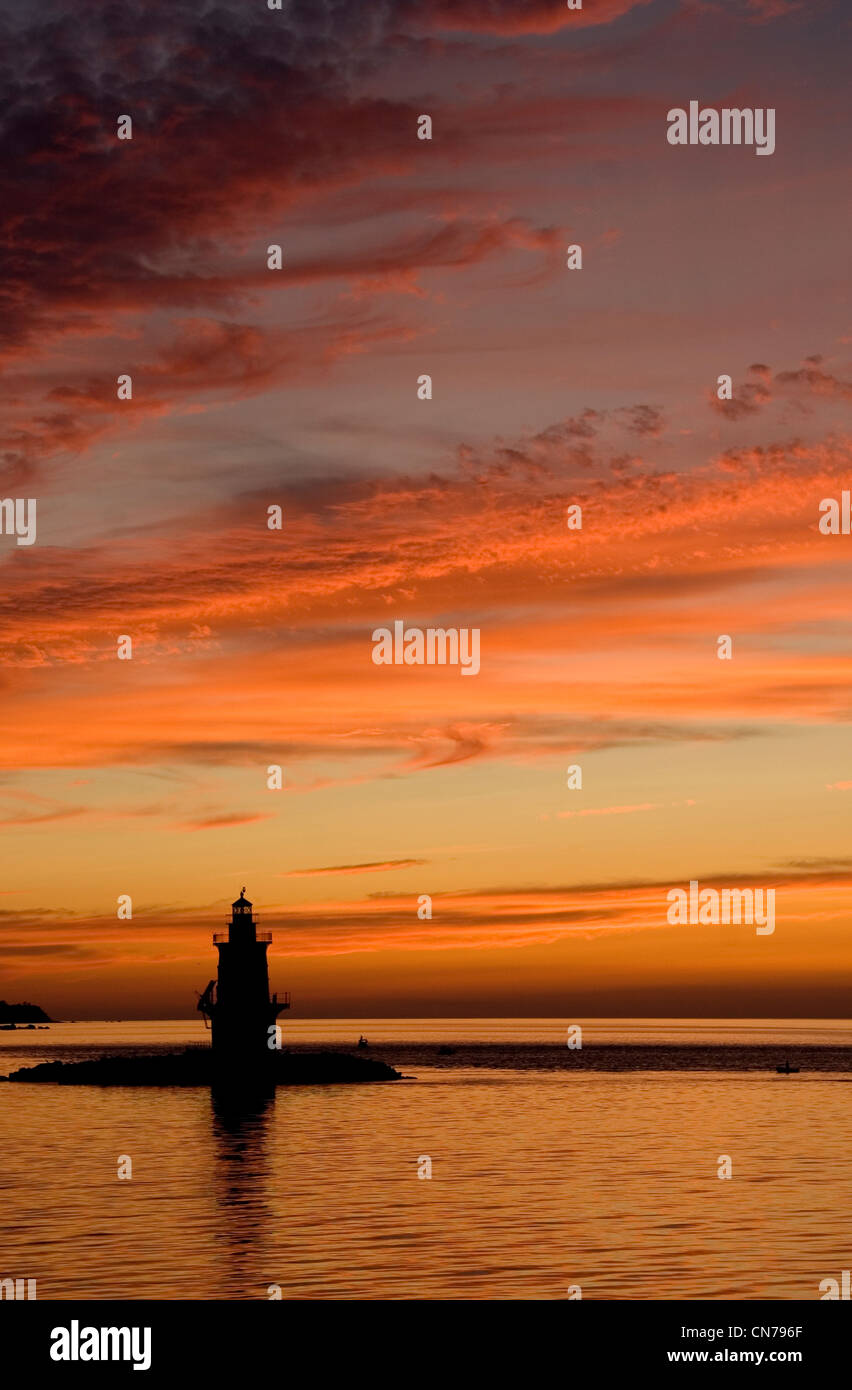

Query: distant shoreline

[0,1000,52,1024]
[5,1038,852,1077]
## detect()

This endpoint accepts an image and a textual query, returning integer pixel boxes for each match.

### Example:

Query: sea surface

[1,1019,850,1301]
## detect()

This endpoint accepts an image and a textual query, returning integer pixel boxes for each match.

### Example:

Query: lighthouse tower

[197,890,290,1068]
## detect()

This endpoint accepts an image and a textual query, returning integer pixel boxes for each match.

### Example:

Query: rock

[4,1048,401,1087]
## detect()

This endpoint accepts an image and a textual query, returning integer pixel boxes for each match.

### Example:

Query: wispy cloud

[280,859,426,878]
[177,812,277,832]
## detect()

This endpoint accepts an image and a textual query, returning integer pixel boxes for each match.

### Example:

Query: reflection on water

[2,1051,851,1299]
[210,1089,276,1295]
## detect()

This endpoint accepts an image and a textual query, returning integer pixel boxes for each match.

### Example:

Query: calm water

[1,1020,850,1300]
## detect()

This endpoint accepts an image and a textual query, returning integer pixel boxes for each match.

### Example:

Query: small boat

[776,1061,799,1074]
[357,1035,369,1049]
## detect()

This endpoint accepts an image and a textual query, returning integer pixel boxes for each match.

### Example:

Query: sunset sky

[1,0,851,1017]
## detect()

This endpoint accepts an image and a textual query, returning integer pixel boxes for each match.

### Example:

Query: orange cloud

[178,812,277,832]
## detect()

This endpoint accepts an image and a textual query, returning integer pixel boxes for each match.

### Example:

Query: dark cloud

[710,365,773,420]
[281,859,426,877]
[615,404,666,438]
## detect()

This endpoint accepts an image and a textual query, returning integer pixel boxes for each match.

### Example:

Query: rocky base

[3,1048,401,1086]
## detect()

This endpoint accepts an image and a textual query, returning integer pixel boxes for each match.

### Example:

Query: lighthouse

[197,890,290,1069]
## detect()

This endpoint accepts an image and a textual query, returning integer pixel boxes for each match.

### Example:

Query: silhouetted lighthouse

[197,890,290,1068]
